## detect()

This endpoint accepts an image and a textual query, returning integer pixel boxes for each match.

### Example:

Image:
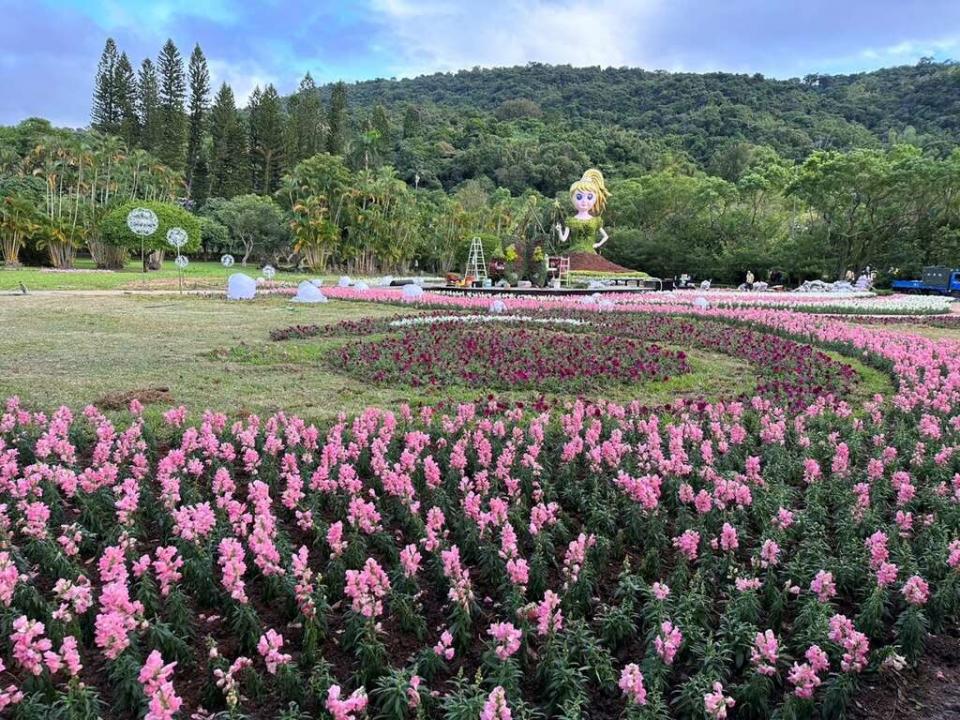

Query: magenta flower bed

[329,322,690,391]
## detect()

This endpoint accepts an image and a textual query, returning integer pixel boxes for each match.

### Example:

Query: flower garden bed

[0,301,958,720]
[328,323,688,391]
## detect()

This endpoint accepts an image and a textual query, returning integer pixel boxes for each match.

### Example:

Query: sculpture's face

[572,189,596,213]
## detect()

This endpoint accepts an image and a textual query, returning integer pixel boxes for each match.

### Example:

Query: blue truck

[891,266,960,296]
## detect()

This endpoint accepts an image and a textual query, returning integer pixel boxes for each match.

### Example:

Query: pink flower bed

[0,295,958,718]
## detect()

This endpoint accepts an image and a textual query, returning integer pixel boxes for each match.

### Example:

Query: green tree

[115,52,139,147]
[210,194,288,265]
[137,58,161,152]
[185,44,211,198]
[209,83,247,198]
[286,73,325,165]
[156,39,186,170]
[100,199,200,270]
[91,39,120,133]
[326,81,348,155]
[249,84,285,195]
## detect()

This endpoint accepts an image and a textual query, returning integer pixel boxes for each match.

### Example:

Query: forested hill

[322,60,960,164]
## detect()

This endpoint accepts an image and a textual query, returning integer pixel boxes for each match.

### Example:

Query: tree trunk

[88,239,128,269]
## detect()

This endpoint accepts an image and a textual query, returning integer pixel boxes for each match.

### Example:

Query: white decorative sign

[175,255,189,269]
[126,208,159,237]
[166,227,188,249]
[221,254,235,268]
[262,265,276,280]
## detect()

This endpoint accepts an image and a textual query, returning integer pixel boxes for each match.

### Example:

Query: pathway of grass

[1,258,325,292]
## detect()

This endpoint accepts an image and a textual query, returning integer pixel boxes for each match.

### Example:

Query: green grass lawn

[0,292,774,424]
[0,291,896,425]
[0,258,325,292]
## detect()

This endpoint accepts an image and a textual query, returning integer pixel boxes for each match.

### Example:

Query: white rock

[337,276,352,288]
[227,273,257,300]
[402,284,424,302]
[291,280,328,303]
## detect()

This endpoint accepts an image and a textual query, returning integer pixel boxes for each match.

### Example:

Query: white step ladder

[465,236,487,282]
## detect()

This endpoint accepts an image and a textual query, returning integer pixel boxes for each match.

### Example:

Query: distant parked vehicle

[891,266,960,296]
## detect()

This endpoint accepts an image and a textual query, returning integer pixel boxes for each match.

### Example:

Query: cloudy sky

[2,0,959,127]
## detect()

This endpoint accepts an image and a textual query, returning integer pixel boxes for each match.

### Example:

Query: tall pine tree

[91,39,120,133]
[185,44,211,198]
[286,73,324,165]
[137,59,160,152]
[250,84,285,195]
[156,39,186,171]
[246,86,263,193]
[326,81,348,156]
[209,83,247,198]
[115,52,139,147]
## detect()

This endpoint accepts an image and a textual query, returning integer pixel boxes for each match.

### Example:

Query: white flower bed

[387,315,588,328]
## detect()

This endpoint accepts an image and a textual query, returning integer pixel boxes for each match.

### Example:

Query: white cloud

[369,0,664,76]
[207,58,280,106]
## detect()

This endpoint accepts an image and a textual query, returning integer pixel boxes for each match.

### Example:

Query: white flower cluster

[387,315,588,328]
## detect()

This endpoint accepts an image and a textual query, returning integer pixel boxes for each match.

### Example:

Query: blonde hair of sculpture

[569,168,609,215]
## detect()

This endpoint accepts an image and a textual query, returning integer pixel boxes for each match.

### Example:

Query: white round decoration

[166,227,188,249]
[126,208,159,237]
[175,255,189,269]
[262,265,276,280]
[221,254,235,268]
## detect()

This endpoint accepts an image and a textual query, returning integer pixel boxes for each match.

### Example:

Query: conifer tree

[91,39,120,133]
[137,58,160,152]
[115,52,139,146]
[286,73,324,165]
[185,44,211,197]
[209,83,247,198]
[250,84,285,194]
[156,39,186,170]
[326,81,348,155]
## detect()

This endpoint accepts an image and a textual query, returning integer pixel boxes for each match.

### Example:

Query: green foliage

[203,194,287,265]
[100,200,201,255]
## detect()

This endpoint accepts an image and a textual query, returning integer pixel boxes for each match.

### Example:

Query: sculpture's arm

[593,227,609,249]
[555,222,570,243]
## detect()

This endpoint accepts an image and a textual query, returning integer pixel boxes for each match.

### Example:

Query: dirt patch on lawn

[95,386,173,410]
[852,634,960,720]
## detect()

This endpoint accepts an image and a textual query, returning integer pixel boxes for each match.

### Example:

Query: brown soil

[566,252,637,274]
[95,386,173,410]
[851,634,960,720]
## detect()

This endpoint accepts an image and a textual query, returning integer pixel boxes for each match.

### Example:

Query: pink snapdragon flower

[327,521,347,558]
[902,575,929,606]
[654,620,682,665]
[218,537,248,603]
[326,685,368,720]
[751,630,779,676]
[139,650,183,720]
[534,590,564,636]
[704,682,735,719]
[257,629,292,674]
[481,686,512,720]
[433,629,455,660]
[618,664,647,705]
[399,544,421,578]
[810,570,836,602]
[344,557,391,618]
[673,530,700,561]
[488,621,522,660]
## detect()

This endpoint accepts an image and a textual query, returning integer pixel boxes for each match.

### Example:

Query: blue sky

[2,0,959,127]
